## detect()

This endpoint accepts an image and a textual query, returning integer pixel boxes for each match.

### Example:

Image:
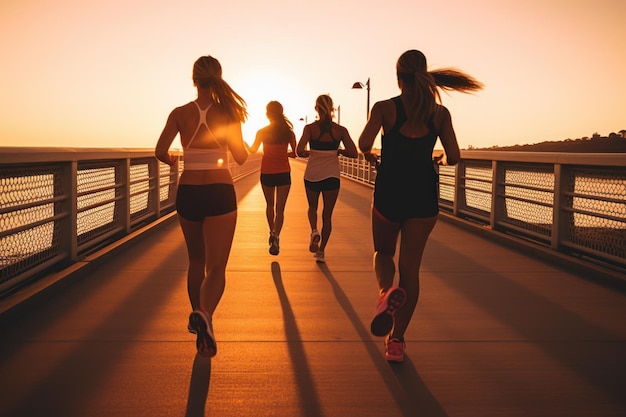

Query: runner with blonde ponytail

[155,55,248,358]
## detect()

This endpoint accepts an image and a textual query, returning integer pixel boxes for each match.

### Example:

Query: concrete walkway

[1,161,625,417]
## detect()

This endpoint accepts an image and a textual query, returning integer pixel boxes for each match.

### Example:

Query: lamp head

[352,82,364,89]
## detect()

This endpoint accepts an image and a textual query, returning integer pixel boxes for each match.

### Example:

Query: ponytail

[431,68,484,94]
[315,94,334,130]
[396,50,483,123]
[193,55,248,122]
[210,79,248,123]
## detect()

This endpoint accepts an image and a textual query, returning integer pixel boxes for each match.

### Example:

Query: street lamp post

[352,77,370,120]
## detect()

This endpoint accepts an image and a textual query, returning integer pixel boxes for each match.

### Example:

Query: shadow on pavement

[271,261,325,417]
[389,356,449,416]
[185,354,212,417]
[316,262,448,417]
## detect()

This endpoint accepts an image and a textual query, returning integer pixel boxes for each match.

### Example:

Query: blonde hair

[315,94,334,129]
[193,55,248,122]
[396,50,483,123]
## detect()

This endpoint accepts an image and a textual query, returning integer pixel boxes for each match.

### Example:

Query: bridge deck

[1,162,625,417]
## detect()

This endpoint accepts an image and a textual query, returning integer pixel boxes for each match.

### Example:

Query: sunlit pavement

[1,161,625,417]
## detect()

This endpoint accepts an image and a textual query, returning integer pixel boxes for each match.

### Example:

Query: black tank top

[309,121,340,151]
[378,96,438,181]
[373,96,440,219]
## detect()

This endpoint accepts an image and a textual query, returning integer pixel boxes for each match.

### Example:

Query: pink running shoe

[385,337,405,362]
[188,310,217,358]
[370,287,406,337]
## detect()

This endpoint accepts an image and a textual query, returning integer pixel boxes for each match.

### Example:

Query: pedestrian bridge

[0,149,625,416]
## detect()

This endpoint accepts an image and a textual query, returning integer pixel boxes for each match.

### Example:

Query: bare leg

[319,188,339,252]
[391,216,437,340]
[373,252,395,293]
[178,210,237,317]
[200,211,237,317]
[273,184,291,236]
[372,208,401,294]
[261,184,276,234]
[305,187,320,232]
[178,215,206,311]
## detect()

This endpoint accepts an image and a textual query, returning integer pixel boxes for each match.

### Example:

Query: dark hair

[396,50,483,123]
[192,55,248,122]
[266,101,294,145]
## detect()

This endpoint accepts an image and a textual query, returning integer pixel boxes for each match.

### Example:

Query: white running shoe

[309,230,320,253]
[188,310,217,357]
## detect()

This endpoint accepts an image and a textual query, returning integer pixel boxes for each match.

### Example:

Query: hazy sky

[1,0,624,150]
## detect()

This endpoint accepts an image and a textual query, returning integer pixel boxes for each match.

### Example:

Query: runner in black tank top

[357,49,482,362]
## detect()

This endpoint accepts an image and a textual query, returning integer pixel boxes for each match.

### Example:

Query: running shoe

[269,235,280,256]
[314,250,325,263]
[188,310,217,358]
[187,316,195,334]
[370,287,406,337]
[385,337,405,362]
[309,230,320,253]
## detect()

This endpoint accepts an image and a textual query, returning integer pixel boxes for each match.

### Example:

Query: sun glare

[236,71,310,145]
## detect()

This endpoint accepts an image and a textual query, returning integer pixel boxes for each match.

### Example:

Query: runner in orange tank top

[248,101,297,255]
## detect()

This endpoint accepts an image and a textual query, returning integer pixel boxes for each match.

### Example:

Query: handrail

[0,148,262,297]
[1,147,623,296]
[339,151,626,276]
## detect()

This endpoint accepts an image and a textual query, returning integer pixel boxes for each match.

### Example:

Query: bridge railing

[2,148,623,297]
[339,151,626,274]
[0,148,262,298]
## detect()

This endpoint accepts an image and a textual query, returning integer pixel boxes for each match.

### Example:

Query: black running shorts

[176,183,237,221]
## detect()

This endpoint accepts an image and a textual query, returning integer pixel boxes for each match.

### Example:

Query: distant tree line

[467,130,626,153]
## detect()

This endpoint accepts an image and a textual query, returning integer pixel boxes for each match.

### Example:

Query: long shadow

[184,354,212,417]
[315,262,448,417]
[0,172,259,416]
[0,173,258,349]
[425,235,626,406]
[335,185,373,218]
[180,172,255,417]
[389,356,449,417]
[0,226,189,416]
[271,261,325,417]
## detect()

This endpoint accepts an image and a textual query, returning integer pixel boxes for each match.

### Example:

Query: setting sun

[0,1,623,150]
[236,71,313,146]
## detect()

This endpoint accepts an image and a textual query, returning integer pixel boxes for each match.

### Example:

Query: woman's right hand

[363,152,379,165]
[433,154,445,165]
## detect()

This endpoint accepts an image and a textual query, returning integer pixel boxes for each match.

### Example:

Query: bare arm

[339,126,358,158]
[155,110,179,166]
[358,101,384,164]
[288,131,297,158]
[248,130,263,154]
[436,106,460,166]
[227,122,249,165]
[296,125,311,158]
